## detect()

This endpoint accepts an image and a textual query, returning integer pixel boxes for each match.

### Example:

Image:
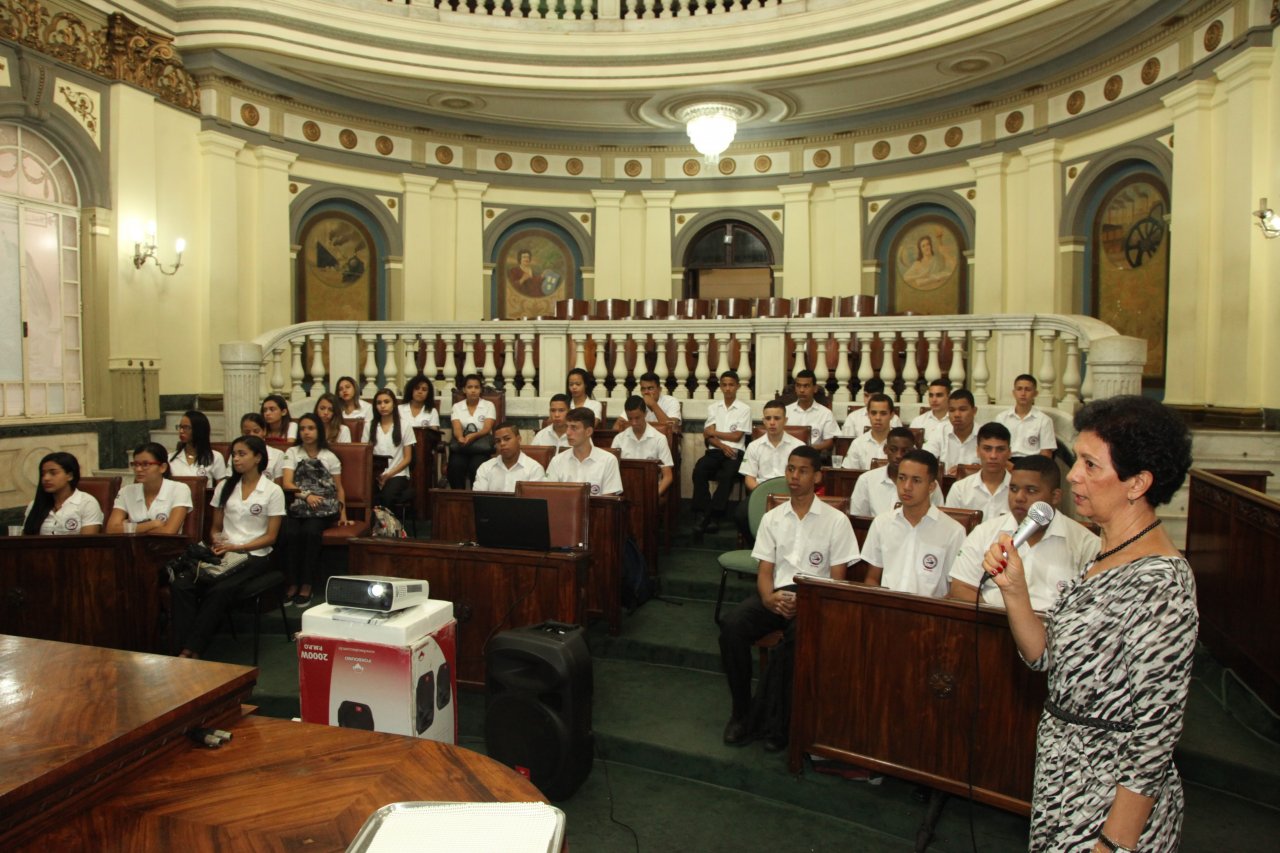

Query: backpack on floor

[371,506,406,539]
[621,536,653,612]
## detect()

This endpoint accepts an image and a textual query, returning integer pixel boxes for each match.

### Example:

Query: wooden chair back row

[543,296,880,320]
[77,477,122,522]
[514,481,590,550]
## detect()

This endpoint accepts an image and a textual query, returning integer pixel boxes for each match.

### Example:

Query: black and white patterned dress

[1025,556,1198,852]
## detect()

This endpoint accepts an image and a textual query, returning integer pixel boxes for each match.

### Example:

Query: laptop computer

[472,494,552,552]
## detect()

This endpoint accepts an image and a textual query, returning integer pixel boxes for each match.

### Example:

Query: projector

[325,576,430,613]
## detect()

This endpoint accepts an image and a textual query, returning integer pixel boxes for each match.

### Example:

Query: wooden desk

[821,466,864,500]
[618,457,660,578]
[348,537,588,687]
[412,425,446,519]
[0,534,188,653]
[430,488,628,635]
[789,577,1046,815]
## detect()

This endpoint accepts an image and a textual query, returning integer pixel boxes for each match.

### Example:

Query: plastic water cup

[123,521,138,534]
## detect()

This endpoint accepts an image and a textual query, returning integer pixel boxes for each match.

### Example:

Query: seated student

[280,413,352,606]
[614,371,681,429]
[532,394,572,449]
[611,395,675,496]
[313,392,352,444]
[785,369,838,453]
[106,442,192,535]
[840,377,904,436]
[693,370,752,533]
[566,367,602,423]
[997,374,1057,458]
[910,378,952,446]
[473,422,547,493]
[261,394,297,441]
[944,422,1013,522]
[399,373,441,429]
[239,413,286,481]
[21,451,103,535]
[861,449,967,598]
[168,410,228,487]
[546,407,623,496]
[848,427,943,517]
[718,446,858,750]
[335,375,374,433]
[447,373,497,488]
[924,389,980,475]
[841,393,895,470]
[948,455,1099,610]
[171,435,285,659]
[370,387,415,507]
[735,399,805,538]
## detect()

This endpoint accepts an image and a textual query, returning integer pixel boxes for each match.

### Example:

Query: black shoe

[763,735,788,753]
[723,718,753,746]
[700,516,719,534]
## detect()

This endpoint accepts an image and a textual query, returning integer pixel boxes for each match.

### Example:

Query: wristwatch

[1098,831,1136,853]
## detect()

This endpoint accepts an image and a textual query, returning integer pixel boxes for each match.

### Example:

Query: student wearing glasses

[168,410,227,487]
[105,442,192,535]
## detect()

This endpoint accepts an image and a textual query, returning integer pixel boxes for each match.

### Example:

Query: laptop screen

[472,494,552,552]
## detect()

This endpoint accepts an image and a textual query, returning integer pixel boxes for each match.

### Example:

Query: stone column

[641,190,676,299]
[252,147,298,334]
[967,153,1009,316]
[1018,139,1063,314]
[197,131,247,390]
[400,174,439,321]
[220,341,265,441]
[827,178,864,299]
[453,181,488,321]
[778,183,814,297]
[593,190,626,299]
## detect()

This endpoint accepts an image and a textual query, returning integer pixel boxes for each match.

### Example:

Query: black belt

[1044,698,1134,733]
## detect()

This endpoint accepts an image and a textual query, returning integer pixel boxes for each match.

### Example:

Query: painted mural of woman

[900,232,957,291]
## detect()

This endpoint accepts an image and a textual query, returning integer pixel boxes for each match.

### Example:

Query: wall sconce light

[1254,199,1280,239]
[132,221,185,274]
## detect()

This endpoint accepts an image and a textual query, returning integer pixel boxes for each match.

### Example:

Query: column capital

[1020,138,1063,166]
[828,177,864,198]
[401,174,439,193]
[778,182,814,201]
[968,151,1009,178]
[196,129,246,160]
[1215,47,1274,92]
[591,189,626,206]
[1161,78,1216,117]
[640,190,676,206]
[252,146,297,171]
[453,180,489,200]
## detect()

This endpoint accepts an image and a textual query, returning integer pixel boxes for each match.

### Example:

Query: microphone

[980,501,1055,589]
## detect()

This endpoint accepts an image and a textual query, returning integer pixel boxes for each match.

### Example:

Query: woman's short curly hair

[1073,395,1192,507]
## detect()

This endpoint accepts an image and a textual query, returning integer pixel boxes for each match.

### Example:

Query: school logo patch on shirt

[249,503,264,516]
[156,513,168,522]
[1028,435,1039,447]
[922,553,938,572]
[590,484,601,496]
[65,517,79,531]
[808,551,823,566]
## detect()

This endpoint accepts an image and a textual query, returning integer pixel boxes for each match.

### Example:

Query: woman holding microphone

[983,396,1196,853]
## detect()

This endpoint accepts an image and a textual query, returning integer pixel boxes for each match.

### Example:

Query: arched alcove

[293,197,391,322]
[678,218,776,299]
[671,208,782,272]
[871,199,972,315]
[488,217,586,319]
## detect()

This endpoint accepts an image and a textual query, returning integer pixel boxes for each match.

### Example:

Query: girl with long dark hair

[399,374,440,428]
[260,394,296,441]
[22,452,103,535]
[106,442,192,536]
[314,392,352,444]
[281,413,351,606]
[371,387,415,507]
[169,410,227,486]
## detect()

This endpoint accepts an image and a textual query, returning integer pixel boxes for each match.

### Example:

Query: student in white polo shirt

[735,399,805,539]
[861,449,967,598]
[532,394,572,450]
[910,379,952,446]
[841,393,895,470]
[546,407,623,496]
[848,428,943,517]
[840,378,904,436]
[172,435,285,659]
[784,370,837,453]
[949,455,1100,610]
[692,371,752,533]
[106,442,192,536]
[371,387,416,507]
[473,422,548,493]
[611,396,675,496]
[719,446,858,750]
[168,410,227,487]
[924,389,980,475]
[944,422,1013,522]
[239,413,285,481]
[21,451,104,535]
[997,374,1057,458]
[613,372,681,431]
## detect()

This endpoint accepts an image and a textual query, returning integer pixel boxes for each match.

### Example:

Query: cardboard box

[298,600,457,743]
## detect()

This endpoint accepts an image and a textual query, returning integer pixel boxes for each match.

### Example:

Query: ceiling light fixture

[680,103,741,165]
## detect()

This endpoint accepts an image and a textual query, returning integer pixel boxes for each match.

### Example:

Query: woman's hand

[338,512,353,526]
[982,533,1029,596]
[211,541,237,556]
[305,493,323,509]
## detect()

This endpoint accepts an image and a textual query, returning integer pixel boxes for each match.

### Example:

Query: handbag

[289,457,341,518]
[450,421,493,455]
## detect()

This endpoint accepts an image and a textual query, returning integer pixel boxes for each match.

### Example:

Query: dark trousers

[693,448,741,516]
[170,555,271,656]
[718,592,791,720]
[284,513,336,587]
[447,447,488,489]
[373,475,413,507]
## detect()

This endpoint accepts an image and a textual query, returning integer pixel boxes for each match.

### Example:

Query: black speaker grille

[485,694,567,785]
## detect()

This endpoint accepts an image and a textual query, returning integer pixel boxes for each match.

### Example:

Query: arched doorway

[681,219,774,299]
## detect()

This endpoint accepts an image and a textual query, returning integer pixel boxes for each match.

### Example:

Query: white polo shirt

[531,425,570,449]
[473,452,547,493]
[569,398,603,421]
[997,407,1057,457]
[840,406,903,437]
[841,431,890,471]
[24,489,105,535]
[752,497,860,590]
[546,445,623,496]
[450,399,497,434]
[169,449,228,488]
[281,446,343,479]
[785,401,838,446]
[950,511,1101,610]
[861,505,967,598]
[925,428,979,471]
[328,423,353,444]
[705,398,752,453]
[113,479,194,525]
[739,432,805,482]
[611,424,674,468]
[944,470,1011,523]
[646,394,682,423]
[910,410,950,445]
[342,399,374,435]
[399,403,440,429]
[263,444,286,482]
[849,466,943,518]
[211,476,286,556]
[371,417,417,479]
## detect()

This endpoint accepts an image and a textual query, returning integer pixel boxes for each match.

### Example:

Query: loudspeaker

[337,700,374,730]
[485,621,593,801]
[415,672,435,734]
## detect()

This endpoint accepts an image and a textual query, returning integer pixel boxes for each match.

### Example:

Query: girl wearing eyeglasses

[106,442,192,535]
[21,452,103,535]
[169,410,228,487]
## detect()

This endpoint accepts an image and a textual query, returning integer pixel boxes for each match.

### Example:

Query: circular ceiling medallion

[580,214,590,224]
[339,129,358,149]
[1005,111,1024,134]
[869,202,880,213]
[386,199,396,209]
[435,145,454,165]
[240,104,259,127]
[718,158,736,175]
[485,209,494,219]
[1068,166,1078,179]
[937,51,1005,76]
[871,141,890,161]
[676,215,686,225]
[375,136,394,155]
[566,158,584,176]
[1104,75,1123,102]
[1204,20,1223,52]
[530,155,548,174]
[812,149,831,168]
[754,155,771,172]
[908,134,927,155]
[944,127,963,148]
[495,152,513,171]
[683,159,701,176]
[289,183,298,194]
[1066,91,1085,115]
[624,159,642,177]
[966,189,976,200]
[302,121,321,142]
[1141,57,1161,85]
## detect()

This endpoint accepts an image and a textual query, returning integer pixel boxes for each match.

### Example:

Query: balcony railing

[221,314,1145,439]
[399,0,787,20]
